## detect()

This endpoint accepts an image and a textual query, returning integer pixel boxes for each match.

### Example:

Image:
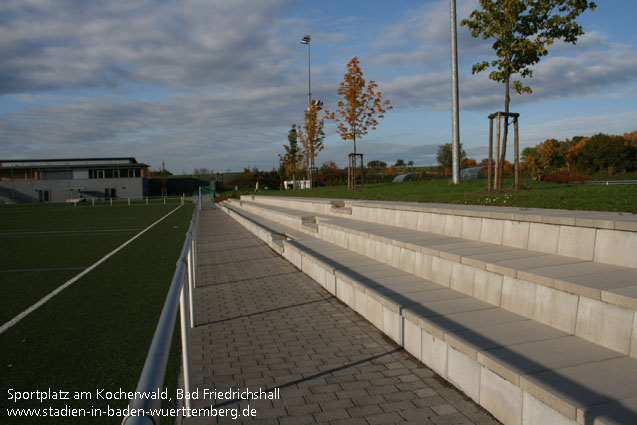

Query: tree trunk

[499,73,511,191]
[349,135,357,189]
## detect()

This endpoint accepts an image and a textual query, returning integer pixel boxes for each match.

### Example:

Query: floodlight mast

[450,0,461,185]
[300,35,315,188]
[300,35,311,106]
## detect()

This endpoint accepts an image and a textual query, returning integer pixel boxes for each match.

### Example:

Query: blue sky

[1,0,636,173]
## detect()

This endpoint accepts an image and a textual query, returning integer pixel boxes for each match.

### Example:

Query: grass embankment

[0,203,194,424]
[234,178,637,213]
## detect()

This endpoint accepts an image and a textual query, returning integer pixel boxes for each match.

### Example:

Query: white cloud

[0,0,297,94]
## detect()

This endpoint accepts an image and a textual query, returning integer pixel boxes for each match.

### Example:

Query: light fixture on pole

[449,0,461,185]
[300,35,311,106]
[300,34,315,188]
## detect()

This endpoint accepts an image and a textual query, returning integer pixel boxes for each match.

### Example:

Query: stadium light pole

[449,0,461,184]
[300,35,314,188]
[300,35,312,106]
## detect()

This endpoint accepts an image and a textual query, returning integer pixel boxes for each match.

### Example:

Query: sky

[1,0,636,173]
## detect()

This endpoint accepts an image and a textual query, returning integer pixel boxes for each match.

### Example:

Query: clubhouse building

[0,157,149,203]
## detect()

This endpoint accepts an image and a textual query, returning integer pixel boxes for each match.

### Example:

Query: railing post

[186,239,195,329]
[179,274,192,416]
[191,239,197,289]
[488,116,493,193]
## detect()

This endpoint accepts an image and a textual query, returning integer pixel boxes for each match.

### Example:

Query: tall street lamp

[300,35,314,187]
[450,0,461,185]
[300,35,312,106]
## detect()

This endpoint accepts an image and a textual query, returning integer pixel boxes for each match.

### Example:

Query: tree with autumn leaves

[325,57,391,189]
[297,100,325,188]
[522,132,637,180]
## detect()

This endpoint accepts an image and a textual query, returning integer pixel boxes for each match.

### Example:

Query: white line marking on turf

[0,228,143,236]
[0,204,184,335]
[0,267,87,273]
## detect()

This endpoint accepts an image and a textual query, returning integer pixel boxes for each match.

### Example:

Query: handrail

[122,197,200,425]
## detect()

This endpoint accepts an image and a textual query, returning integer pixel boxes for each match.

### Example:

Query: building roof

[0,158,148,169]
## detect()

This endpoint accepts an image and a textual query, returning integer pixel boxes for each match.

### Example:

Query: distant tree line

[522,132,637,180]
[217,130,636,191]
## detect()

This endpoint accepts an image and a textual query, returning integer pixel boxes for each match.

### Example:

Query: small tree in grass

[437,143,466,174]
[297,100,325,188]
[279,124,302,189]
[462,0,596,190]
[325,57,391,189]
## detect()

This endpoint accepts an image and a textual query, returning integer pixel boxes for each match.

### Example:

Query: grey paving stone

[286,403,321,416]
[431,404,459,416]
[380,400,418,413]
[329,418,368,425]
[317,398,354,411]
[312,408,350,422]
[365,411,405,424]
[347,403,385,417]
[279,414,317,425]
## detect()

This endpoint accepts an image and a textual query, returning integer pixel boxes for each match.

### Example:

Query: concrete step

[219,200,637,425]
[228,198,319,236]
[242,195,637,268]
[234,198,637,357]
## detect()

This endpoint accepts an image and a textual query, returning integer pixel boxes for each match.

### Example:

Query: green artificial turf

[0,205,181,326]
[0,203,194,424]
[244,178,637,213]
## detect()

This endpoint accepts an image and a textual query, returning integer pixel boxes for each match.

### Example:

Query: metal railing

[69,195,186,207]
[122,197,200,425]
[591,180,637,185]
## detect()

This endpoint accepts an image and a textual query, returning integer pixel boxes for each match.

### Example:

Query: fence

[591,180,637,185]
[69,195,186,207]
[121,196,200,425]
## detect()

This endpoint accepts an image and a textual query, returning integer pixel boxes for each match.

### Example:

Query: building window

[36,190,50,202]
[89,168,140,179]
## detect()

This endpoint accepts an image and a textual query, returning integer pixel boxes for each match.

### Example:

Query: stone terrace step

[234,198,637,358]
[219,201,637,425]
[242,195,637,268]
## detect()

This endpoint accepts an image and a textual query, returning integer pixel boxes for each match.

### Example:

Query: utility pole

[300,35,314,188]
[450,0,461,184]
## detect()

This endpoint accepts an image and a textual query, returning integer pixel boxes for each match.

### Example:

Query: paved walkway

[184,209,499,425]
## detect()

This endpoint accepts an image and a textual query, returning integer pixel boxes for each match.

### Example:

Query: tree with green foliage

[462,0,596,189]
[367,160,387,169]
[437,143,466,174]
[279,124,302,188]
[581,134,634,174]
